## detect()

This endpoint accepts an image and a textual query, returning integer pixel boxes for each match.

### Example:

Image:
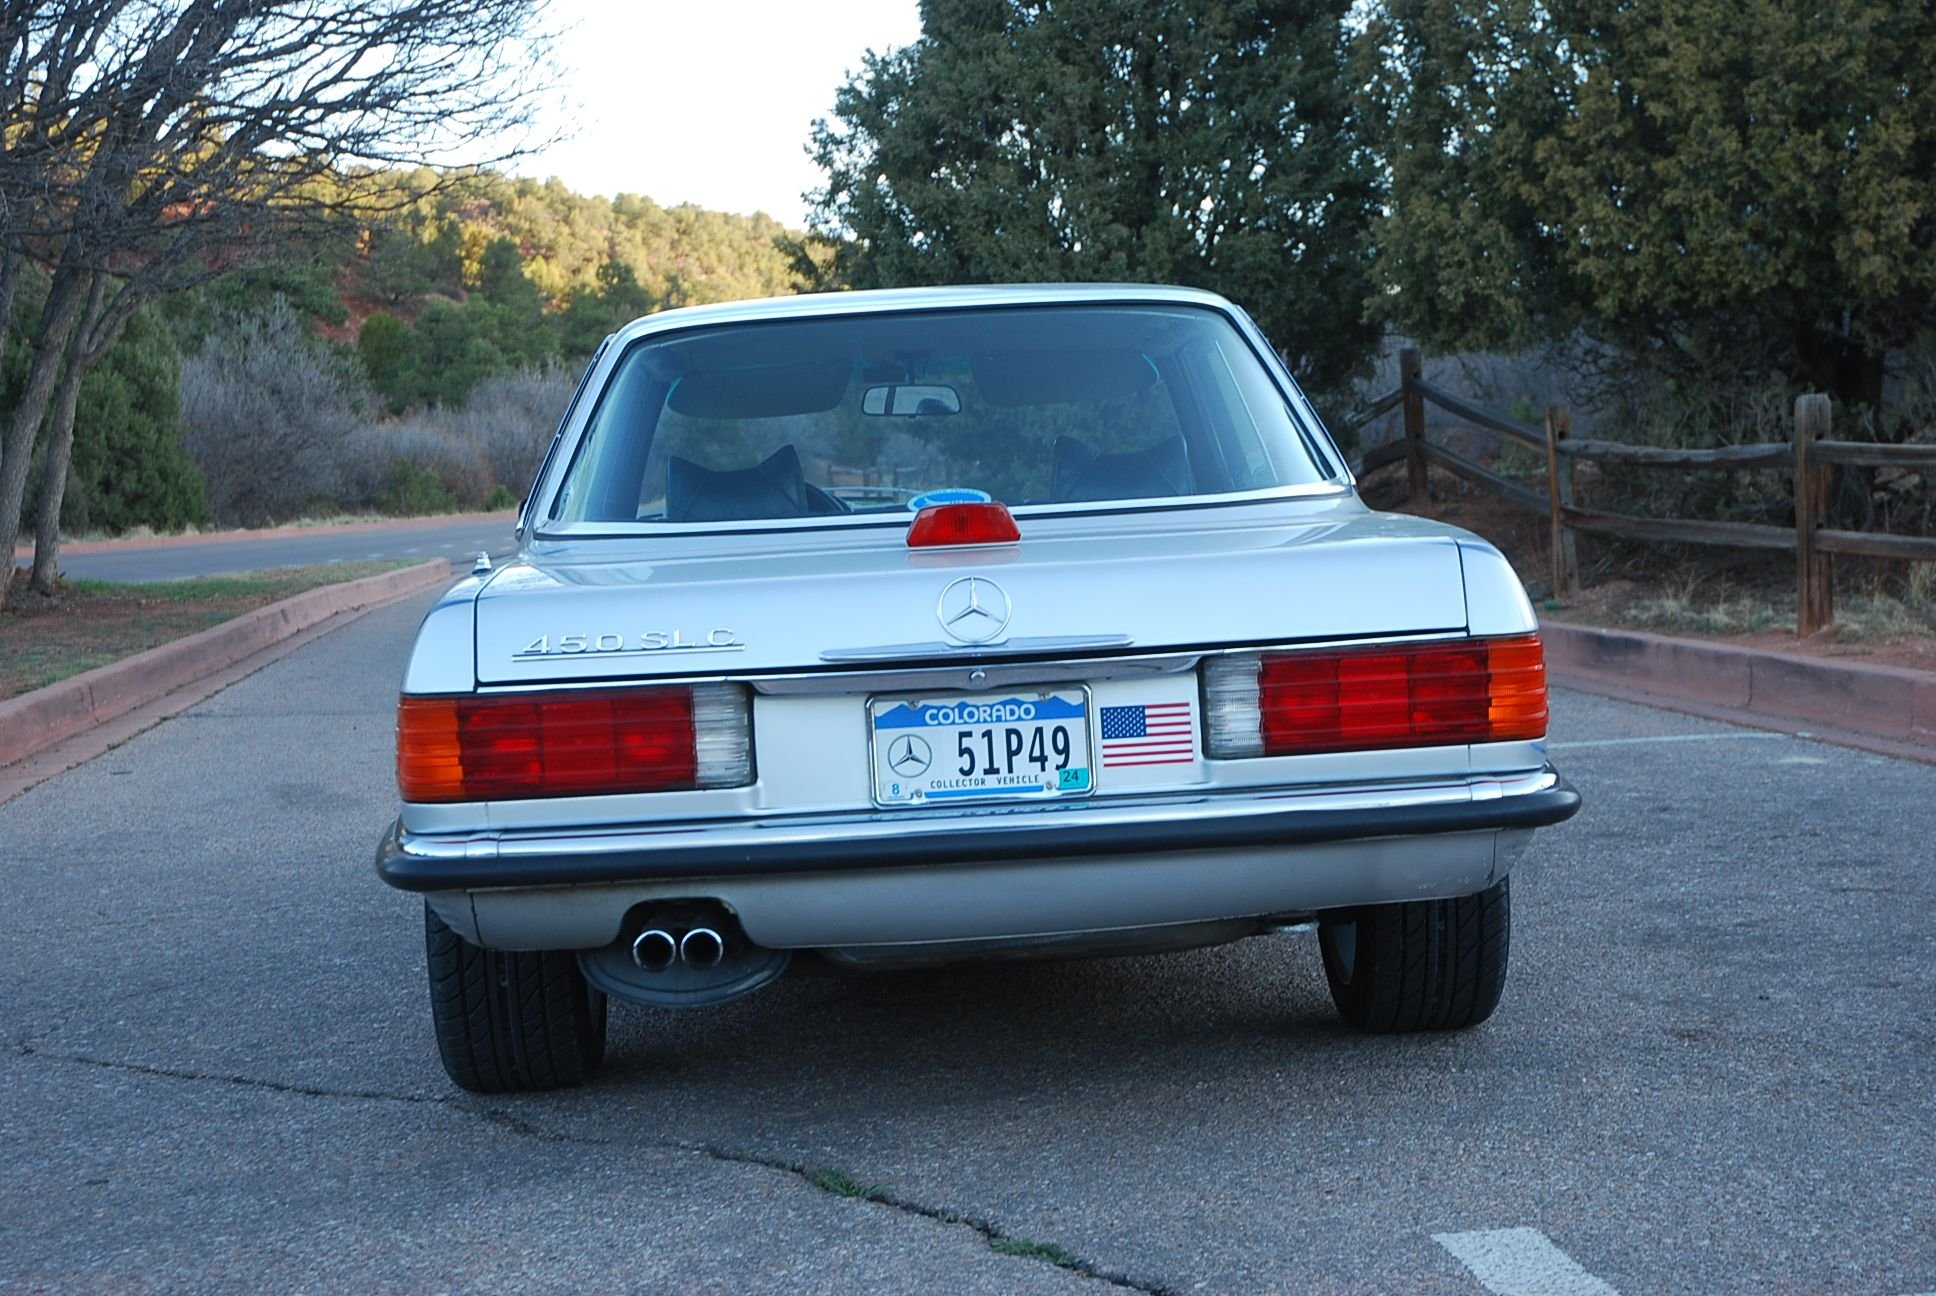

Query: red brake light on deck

[1204,635,1547,758]
[906,502,1021,548]
[397,684,750,803]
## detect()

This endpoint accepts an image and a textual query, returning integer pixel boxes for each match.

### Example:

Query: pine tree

[807,0,1381,398]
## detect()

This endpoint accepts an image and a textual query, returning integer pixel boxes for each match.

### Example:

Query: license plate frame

[868,688,1095,808]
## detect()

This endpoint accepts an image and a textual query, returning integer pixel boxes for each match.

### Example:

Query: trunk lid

[474,502,1471,685]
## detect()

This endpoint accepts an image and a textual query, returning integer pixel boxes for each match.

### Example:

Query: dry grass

[0,561,412,700]
[1599,570,1936,641]
[1615,573,1794,636]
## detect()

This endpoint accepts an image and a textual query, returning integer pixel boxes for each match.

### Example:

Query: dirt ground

[0,562,408,701]
[1363,467,1936,674]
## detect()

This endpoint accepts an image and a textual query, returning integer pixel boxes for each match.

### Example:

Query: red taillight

[397,685,749,803]
[1207,635,1547,758]
[907,502,1021,547]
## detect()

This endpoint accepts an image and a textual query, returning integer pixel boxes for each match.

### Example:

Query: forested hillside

[2,168,805,533]
[340,170,803,410]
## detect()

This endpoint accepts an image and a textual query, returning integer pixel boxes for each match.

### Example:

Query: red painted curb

[1542,620,1935,750]
[0,560,453,768]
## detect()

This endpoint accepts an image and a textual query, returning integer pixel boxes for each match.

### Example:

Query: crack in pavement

[692,1142,1180,1296]
[14,1042,450,1108]
[13,1043,1177,1294]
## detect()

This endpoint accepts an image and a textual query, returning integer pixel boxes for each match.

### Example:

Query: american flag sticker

[1098,701,1196,767]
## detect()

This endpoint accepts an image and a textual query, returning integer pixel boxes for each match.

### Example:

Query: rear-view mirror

[862,384,961,416]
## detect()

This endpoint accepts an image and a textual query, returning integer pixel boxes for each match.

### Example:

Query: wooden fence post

[1543,405,1579,599]
[1400,347,1428,503]
[1793,393,1834,635]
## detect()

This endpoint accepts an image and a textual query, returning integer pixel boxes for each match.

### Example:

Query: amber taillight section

[397,685,751,803]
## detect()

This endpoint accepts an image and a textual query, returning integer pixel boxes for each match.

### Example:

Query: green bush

[377,459,457,516]
[482,483,518,510]
[29,306,209,535]
[358,311,417,413]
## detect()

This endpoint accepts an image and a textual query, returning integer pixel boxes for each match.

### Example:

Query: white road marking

[1548,732,1791,750]
[1433,1228,1619,1296]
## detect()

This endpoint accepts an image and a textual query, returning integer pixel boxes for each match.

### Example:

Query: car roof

[610,283,1242,346]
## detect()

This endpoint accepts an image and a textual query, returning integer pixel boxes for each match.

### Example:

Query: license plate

[870,690,1093,807]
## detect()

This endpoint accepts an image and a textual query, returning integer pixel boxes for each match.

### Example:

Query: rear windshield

[548,304,1333,528]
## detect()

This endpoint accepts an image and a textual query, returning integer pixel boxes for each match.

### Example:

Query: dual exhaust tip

[631,927,724,973]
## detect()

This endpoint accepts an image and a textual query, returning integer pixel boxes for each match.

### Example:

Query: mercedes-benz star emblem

[887,735,932,777]
[935,576,1013,644]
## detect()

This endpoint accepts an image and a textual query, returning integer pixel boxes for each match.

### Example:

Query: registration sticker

[870,690,1093,807]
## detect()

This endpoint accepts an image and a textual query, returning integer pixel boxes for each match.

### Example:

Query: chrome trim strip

[821,634,1134,663]
[535,482,1356,541]
[757,654,1197,697]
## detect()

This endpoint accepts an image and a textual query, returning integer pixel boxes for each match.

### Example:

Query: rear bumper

[375,769,1579,951]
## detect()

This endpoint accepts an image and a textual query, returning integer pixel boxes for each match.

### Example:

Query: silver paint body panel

[388,285,1567,957]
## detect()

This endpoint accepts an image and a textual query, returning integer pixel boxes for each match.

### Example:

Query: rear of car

[375,285,1579,1093]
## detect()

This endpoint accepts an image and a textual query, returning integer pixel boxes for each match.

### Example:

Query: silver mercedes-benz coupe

[375,284,1580,1092]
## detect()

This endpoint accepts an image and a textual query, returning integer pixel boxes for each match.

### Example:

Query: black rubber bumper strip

[375,775,1581,893]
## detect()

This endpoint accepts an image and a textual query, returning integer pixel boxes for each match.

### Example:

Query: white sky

[503,0,924,228]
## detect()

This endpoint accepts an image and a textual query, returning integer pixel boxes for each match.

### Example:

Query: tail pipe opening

[630,929,677,973]
[583,900,791,1009]
[680,927,725,970]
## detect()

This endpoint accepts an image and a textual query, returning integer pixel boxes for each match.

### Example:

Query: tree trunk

[1796,328,1887,412]
[0,263,87,611]
[0,246,21,378]
[30,273,112,594]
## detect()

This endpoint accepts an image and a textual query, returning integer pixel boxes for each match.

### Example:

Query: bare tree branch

[0,0,557,605]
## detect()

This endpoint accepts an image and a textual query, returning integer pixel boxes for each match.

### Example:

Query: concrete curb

[1543,620,1936,752]
[0,559,453,769]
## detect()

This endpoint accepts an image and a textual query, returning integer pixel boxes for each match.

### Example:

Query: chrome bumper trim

[377,768,1578,894]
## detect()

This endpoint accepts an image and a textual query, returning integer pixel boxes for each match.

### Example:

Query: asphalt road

[35,516,520,583]
[3,593,1932,1294]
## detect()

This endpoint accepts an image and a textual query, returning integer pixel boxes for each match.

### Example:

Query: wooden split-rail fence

[1341,348,1936,636]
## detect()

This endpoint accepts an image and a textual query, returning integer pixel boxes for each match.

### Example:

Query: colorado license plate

[870,690,1093,807]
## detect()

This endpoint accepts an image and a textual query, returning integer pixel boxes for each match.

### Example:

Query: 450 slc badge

[515,628,743,659]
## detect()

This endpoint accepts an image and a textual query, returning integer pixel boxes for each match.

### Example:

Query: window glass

[551,304,1330,527]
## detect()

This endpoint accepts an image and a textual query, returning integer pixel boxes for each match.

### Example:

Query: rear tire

[1318,877,1510,1032]
[424,902,608,1092]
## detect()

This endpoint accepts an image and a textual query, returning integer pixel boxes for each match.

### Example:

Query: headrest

[666,444,809,522]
